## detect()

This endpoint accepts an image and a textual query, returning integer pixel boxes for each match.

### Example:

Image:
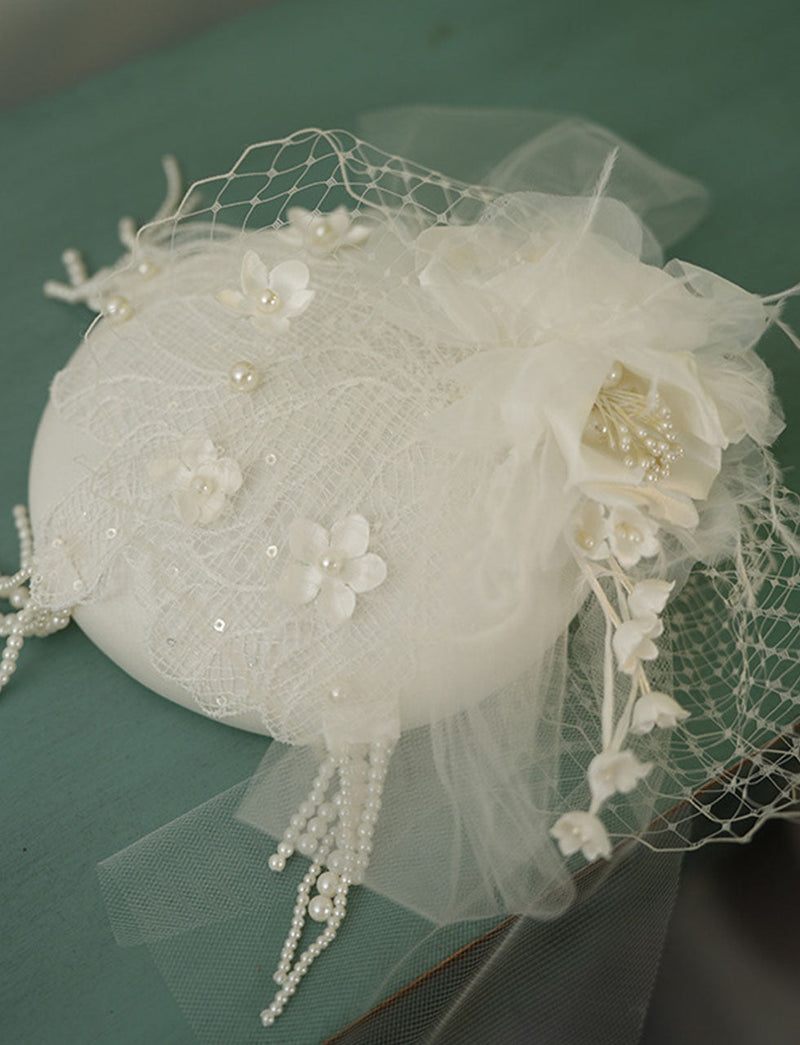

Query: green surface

[1,0,799,1042]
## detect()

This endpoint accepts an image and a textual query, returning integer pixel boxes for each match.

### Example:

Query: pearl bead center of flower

[615,522,642,545]
[576,530,597,552]
[584,363,684,483]
[312,221,334,243]
[318,553,344,576]
[257,288,281,313]
[191,476,216,497]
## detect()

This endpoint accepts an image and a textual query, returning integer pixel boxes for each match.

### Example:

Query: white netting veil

[17,109,799,1038]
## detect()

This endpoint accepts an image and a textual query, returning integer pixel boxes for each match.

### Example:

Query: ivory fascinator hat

[3,108,799,1039]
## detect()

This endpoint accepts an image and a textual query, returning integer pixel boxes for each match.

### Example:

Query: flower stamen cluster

[584,364,684,483]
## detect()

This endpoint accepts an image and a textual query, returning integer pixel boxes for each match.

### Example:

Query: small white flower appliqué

[607,505,660,567]
[588,750,653,806]
[148,436,242,525]
[628,578,674,618]
[630,691,690,734]
[279,206,370,255]
[571,500,610,560]
[612,615,663,674]
[278,514,387,626]
[550,811,612,862]
[216,250,314,333]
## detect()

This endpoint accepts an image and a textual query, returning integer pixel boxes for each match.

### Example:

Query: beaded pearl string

[259,737,394,1028]
[0,506,71,695]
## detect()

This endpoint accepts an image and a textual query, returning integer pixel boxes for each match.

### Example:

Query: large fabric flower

[550,811,612,862]
[148,436,243,525]
[216,251,314,333]
[418,195,777,531]
[278,514,387,626]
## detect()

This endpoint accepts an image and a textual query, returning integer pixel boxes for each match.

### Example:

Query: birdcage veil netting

[27,108,800,1040]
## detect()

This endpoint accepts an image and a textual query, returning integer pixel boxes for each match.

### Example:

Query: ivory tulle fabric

[22,108,800,1039]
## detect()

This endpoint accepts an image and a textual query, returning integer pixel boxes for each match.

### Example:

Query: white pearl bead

[312,220,334,243]
[103,294,133,322]
[229,360,260,392]
[316,871,339,897]
[308,896,333,922]
[602,362,624,389]
[8,587,29,609]
[191,476,216,497]
[297,834,318,857]
[576,530,596,551]
[307,817,327,837]
[277,842,294,858]
[136,259,160,279]
[268,854,285,872]
[257,288,280,313]
[298,800,316,818]
[616,523,642,544]
[327,848,353,873]
[318,553,343,576]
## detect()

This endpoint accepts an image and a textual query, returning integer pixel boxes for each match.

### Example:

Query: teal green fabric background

[1,1,798,1042]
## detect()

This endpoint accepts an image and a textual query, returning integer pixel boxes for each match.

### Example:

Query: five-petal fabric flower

[278,514,387,626]
[279,206,370,255]
[606,505,660,568]
[588,750,652,806]
[148,436,242,525]
[550,811,612,862]
[216,250,314,333]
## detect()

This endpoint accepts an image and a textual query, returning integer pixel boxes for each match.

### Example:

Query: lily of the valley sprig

[551,495,688,863]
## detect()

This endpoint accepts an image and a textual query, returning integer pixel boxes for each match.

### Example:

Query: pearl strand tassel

[0,506,72,695]
[259,736,395,1028]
